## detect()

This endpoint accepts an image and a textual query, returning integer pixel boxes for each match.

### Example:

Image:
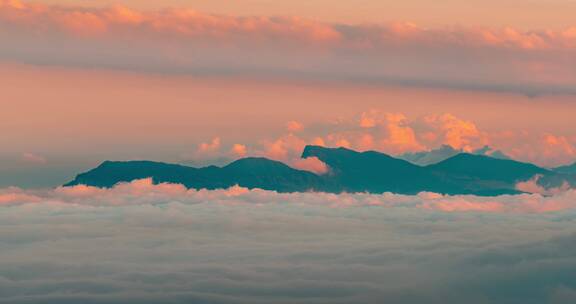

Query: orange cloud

[2,1,576,50]
[262,134,307,161]
[198,137,221,154]
[381,113,424,154]
[291,157,329,175]
[257,111,575,168]
[0,1,341,43]
[231,144,248,158]
[286,121,305,133]
[421,114,484,151]
[2,1,576,96]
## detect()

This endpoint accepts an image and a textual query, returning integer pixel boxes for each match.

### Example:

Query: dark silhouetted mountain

[398,145,461,166]
[398,145,511,166]
[472,146,511,161]
[66,158,330,193]
[66,145,570,196]
[426,153,550,195]
[427,153,546,183]
[301,145,448,194]
[553,162,576,175]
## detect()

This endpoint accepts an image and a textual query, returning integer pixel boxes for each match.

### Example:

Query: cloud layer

[1,179,576,303]
[2,0,576,95]
[188,112,576,168]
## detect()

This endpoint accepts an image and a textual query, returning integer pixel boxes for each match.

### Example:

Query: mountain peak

[553,162,576,174]
[301,145,357,159]
[64,146,571,196]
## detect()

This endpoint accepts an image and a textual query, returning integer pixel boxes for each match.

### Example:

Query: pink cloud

[421,199,504,213]
[261,134,307,161]
[0,191,40,205]
[20,152,47,164]
[291,156,329,175]
[0,0,341,43]
[286,121,305,133]
[231,144,248,158]
[198,137,221,154]
[1,1,576,51]
[1,1,576,96]
[493,132,576,167]
[419,114,485,151]
[184,137,223,162]
[515,175,572,196]
[3,178,576,214]
[260,111,576,167]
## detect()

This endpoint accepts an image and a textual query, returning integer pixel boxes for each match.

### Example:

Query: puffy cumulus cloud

[182,137,225,163]
[2,1,576,95]
[183,138,250,165]
[416,113,487,151]
[291,156,329,175]
[255,134,332,174]
[198,137,222,154]
[231,143,248,158]
[254,111,575,168]
[2,177,576,213]
[267,111,482,157]
[173,112,575,169]
[380,113,425,154]
[515,175,572,197]
[260,133,307,161]
[1,181,576,303]
[491,132,576,167]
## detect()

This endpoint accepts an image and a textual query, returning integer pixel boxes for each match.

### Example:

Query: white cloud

[1,180,576,302]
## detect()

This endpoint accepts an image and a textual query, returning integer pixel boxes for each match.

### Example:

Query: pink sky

[40,0,576,30]
[0,0,575,186]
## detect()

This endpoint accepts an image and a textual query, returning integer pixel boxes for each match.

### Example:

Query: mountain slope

[427,153,547,183]
[398,145,511,166]
[425,153,550,195]
[66,146,563,196]
[66,158,327,192]
[398,145,461,166]
[553,162,576,175]
[302,145,444,194]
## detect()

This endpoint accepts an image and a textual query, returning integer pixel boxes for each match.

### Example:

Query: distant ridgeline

[65,146,576,196]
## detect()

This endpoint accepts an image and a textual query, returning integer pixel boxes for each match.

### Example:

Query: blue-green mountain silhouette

[553,162,576,175]
[66,145,574,196]
[398,145,510,166]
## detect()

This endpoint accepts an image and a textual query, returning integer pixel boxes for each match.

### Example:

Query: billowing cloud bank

[1,0,576,95]
[191,111,576,168]
[1,179,576,303]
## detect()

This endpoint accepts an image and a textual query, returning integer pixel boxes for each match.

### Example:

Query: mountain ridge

[65,145,575,196]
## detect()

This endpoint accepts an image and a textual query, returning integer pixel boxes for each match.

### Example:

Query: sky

[39,0,576,30]
[2,2,576,303]
[1,0,576,187]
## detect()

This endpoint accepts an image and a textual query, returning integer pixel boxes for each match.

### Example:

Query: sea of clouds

[1,179,576,303]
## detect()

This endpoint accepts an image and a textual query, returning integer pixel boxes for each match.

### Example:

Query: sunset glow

[2,1,576,303]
